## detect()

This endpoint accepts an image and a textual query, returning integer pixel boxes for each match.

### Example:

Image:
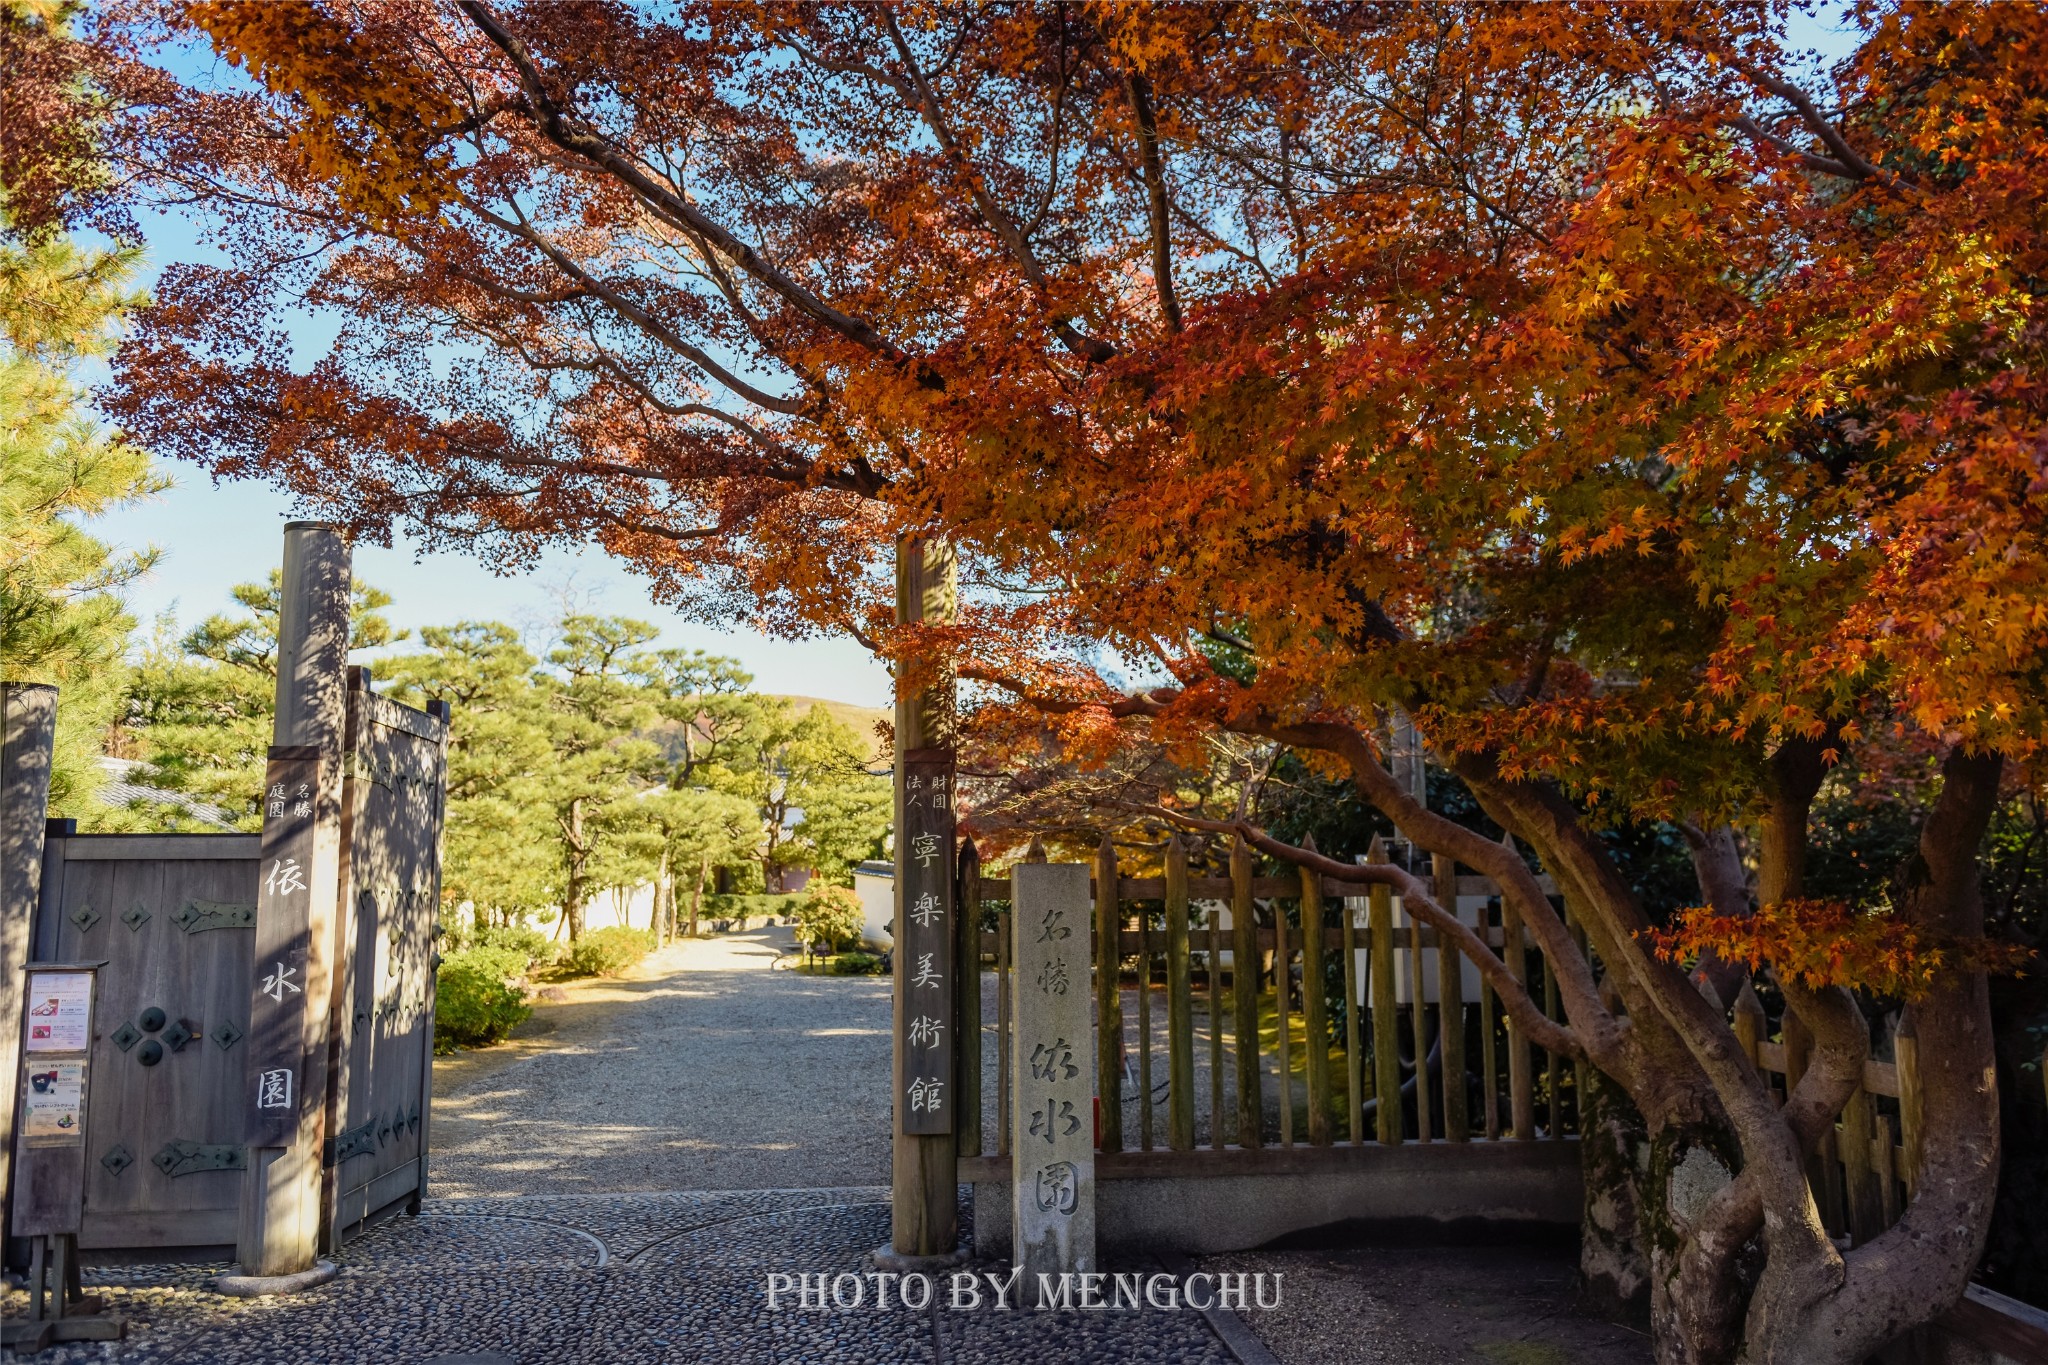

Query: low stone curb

[1157,1250,1280,1365]
[211,1259,339,1298]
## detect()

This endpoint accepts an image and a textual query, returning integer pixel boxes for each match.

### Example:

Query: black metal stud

[112,1022,142,1052]
[136,1040,164,1066]
[121,904,151,932]
[211,1020,244,1051]
[162,1020,196,1052]
[138,1006,167,1033]
[68,905,102,933]
[101,1145,134,1176]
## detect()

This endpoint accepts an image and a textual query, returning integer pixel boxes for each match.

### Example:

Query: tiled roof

[95,758,241,832]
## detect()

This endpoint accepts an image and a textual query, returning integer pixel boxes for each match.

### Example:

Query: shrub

[474,923,553,971]
[700,892,800,930]
[794,884,865,953]
[828,950,884,975]
[562,925,655,978]
[434,947,531,1052]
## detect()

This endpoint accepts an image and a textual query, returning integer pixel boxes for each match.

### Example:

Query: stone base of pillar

[212,1259,338,1298]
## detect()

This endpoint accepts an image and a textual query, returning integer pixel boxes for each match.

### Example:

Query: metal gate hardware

[68,905,101,932]
[408,1103,421,1134]
[138,1007,167,1033]
[162,1020,196,1052]
[211,1020,244,1051]
[111,1022,141,1052]
[171,899,255,933]
[152,1141,246,1177]
[323,1118,378,1166]
[121,903,151,931]
[101,1145,134,1176]
[135,1041,164,1067]
[376,1112,394,1145]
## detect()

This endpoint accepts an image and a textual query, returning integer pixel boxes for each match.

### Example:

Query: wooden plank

[1434,855,1468,1142]
[978,871,1560,904]
[1,684,58,1237]
[1298,853,1330,1146]
[1480,899,1500,1140]
[1893,1008,1922,1199]
[1500,836,1534,1140]
[1273,858,1292,1149]
[957,840,984,1159]
[977,923,1532,957]
[355,689,446,744]
[1732,979,1766,1069]
[1873,1115,1899,1229]
[1341,878,1363,1145]
[1164,839,1194,1152]
[1368,838,1399,1144]
[1231,837,1261,1148]
[1408,882,1432,1143]
[1839,1085,1878,1244]
[57,835,261,862]
[1095,835,1123,1154]
[77,1207,238,1251]
[957,1133,1584,1183]
[1940,1284,2048,1362]
[1568,916,1590,1139]
[1206,895,1224,1151]
[1137,895,1153,1153]
[1543,946,1562,1138]
[1860,1059,1899,1098]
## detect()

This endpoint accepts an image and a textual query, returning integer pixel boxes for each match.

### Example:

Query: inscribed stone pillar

[1010,862,1096,1301]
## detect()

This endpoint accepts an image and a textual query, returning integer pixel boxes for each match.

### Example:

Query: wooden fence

[953,832,1938,1255]
[956,833,1587,1168]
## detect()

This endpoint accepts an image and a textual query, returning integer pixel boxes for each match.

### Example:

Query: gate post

[234,523,352,1282]
[888,535,960,1261]
[0,684,59,1243]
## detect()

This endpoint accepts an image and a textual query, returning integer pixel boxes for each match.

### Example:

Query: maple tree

[88,3,2048,1361]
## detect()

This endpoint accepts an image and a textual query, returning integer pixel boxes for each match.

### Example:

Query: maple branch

[1126,71,1183,334]
[457,1,926,371]
[470,202,807,416]
[1721,55,1900,188]
[1132,804,1582,1059]
[877,8,1116,364]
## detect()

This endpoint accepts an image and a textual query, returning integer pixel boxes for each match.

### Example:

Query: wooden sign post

[1009,863,1096,1302]
[7,961,121,1350]
[230,522,350,1290]
[887,535,960,1262]
[1,682,59,1244]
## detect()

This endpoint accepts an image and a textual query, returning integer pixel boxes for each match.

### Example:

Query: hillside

[772,695,891,760]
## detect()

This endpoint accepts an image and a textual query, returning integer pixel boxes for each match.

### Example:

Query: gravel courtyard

[428,926,896,1197]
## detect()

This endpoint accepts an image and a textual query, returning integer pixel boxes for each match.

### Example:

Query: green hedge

[434,947,531,1053]
[561,925,655,978]
[700,892,801,928]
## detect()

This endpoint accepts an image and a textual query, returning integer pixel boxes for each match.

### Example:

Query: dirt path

[428,926,894,1198]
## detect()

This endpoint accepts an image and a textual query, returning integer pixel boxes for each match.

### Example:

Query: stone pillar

[1010,862,1096,1302]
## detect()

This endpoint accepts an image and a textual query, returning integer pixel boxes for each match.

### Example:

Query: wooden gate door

[32,832,261,1251]
[323,674,449,1245]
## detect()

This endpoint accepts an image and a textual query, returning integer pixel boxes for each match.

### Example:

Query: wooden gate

[32,831,261,1251]
[16,680,447,1255]
[324,674,448,1241]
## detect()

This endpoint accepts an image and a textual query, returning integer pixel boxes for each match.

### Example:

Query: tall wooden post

[236,523,351,1281]
[890,535,958,1259]
[1,684,59,1242]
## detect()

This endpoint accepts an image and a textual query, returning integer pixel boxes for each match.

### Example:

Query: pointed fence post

[1298,839,1331,1145]
[1499,832,1535,1140]
[1367,836,1400,1143]
[1094,833,1123,1154]
[1165,837,1195,1152]
[1230,836,1261,1147]
[1433,853,1468,1142]
[957,839,984,1159]
[1341,868,1364,1144]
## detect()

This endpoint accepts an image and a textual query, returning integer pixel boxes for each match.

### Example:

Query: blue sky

[82,6,1865,711]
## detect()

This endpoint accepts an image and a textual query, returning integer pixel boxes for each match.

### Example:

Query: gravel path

[429,927,895,1197]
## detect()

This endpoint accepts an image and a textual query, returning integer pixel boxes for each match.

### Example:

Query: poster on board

[20,1060,87,1142]
[24,970,93,1053]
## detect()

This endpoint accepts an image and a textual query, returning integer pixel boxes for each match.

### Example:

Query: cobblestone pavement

[4,1189,1235,1364]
